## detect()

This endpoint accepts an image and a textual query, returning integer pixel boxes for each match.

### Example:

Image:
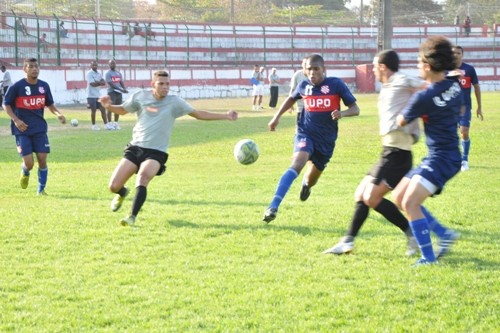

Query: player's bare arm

[189,110,238,121]
[4,104,28,132]
[47,104,66,124]
[474,84,483,120]
[268,96,295,131]
[99,96,128,115]
[332,103,360,120]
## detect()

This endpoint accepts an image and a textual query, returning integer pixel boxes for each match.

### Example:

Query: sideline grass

[0,93,499,332]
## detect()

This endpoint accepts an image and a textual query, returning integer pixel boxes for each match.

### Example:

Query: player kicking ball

[99,70,237,226]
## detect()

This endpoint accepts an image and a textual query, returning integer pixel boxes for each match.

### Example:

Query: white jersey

[86,70,104,98]
[122,90,193,152]
[379,72,423,150]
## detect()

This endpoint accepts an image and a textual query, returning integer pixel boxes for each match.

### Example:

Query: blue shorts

[15,132,50,157]
[293,133,334,171]
[405,153,461,195]
[458,106,471,127]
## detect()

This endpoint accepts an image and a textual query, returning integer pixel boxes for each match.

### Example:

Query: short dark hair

[419,36,456,72]
[377,49,399,72]
[153,70,169,80]
[0,65,5,70]
[24,58,38,66]
[306,54,325,67]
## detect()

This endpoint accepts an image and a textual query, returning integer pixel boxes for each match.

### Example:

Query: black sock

[346,201,370,237]
[131,185,147,217]
[374,198,411,236]
[117,187,128,197]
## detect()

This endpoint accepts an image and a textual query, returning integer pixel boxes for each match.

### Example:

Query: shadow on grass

[166,219,340,236]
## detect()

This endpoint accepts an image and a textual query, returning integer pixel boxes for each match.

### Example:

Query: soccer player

[251,65,264,111]
[105,59,128,129]
[86,60,109,130]
[2,58,66,195]
[99,70,238,227]
[393,36,462,267]
[262,54,360,223]
[452,46,483,171]
[324,50,423,256]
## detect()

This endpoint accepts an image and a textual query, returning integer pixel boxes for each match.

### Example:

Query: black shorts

[367,146,412,189]
[109,91,123,105]
[123,144,169,176]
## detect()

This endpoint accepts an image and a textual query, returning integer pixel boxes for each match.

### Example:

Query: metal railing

[1,12,498,68]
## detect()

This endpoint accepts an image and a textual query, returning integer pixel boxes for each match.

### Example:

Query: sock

[37,167,48,193]
[22,165,30,176]
[374,198,412,236]
[421,206,447,238]
[117,187,128,197]
[346,201,369,237]
[269,168,298,209]
[409,218,436,262]
[131,185,147,217]
[461,139,470,161]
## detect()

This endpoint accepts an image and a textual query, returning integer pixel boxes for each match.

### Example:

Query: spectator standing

[59,21,68,38]
[2,58,66,195]
[289,58,308,114]
[16,17,28,36]
[105,59,128,130]
[145,23,156,40]
[268,68,280,109]
[39,33,48,53]
[463,16,471,37]
[98,70,238,227]
[454,15,460,26]
[1,65,13,106]
[86,61,110,131]
[251,65,264,110]
[452,46,483,171]
[262,54,360,223]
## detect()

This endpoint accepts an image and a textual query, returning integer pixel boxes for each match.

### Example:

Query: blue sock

[269,168,298,209]
[421,206,447,238]
[38,167,48,193]
[22,165,30,176]
[461,139,470,161]
[409,218,436,262]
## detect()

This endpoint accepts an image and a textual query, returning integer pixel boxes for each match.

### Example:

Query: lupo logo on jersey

[17,96,46,109]
[304,95,340,112]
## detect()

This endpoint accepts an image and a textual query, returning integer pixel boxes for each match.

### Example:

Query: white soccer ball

[70,119,79,127]
[234,139,259,165]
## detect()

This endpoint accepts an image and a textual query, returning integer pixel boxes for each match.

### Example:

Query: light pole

[288,5,294,24]
[96,0,100,18]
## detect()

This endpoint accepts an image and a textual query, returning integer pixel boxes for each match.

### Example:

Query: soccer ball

[234,139,259,165]
[70,119,79,127]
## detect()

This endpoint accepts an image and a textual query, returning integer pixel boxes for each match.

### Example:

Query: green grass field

[0,93,499,332]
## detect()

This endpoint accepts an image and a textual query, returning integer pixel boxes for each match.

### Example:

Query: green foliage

[0,94,499,332]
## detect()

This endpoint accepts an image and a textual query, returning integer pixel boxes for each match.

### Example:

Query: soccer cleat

[406,236,419,257]
[436,230,460,259]
[120,215,136,227]
[114,122,121,130]
[299,183,311,201]
[105,123,114,130]
[461,160,469,171]
[262,207,278,223]
[91,124,100,131]
[323,236,354,255]
[20,174,30,189]
[412,258,438,267]
[37,190,48,196]
[111,187,129,212]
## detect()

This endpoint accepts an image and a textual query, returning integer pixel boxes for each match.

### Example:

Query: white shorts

[252,84,264,96]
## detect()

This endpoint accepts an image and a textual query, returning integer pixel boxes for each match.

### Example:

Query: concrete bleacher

[1,13,500,104]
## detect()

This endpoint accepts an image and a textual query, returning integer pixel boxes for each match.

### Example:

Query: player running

[262,54,360,223]
[2,58,66,195]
